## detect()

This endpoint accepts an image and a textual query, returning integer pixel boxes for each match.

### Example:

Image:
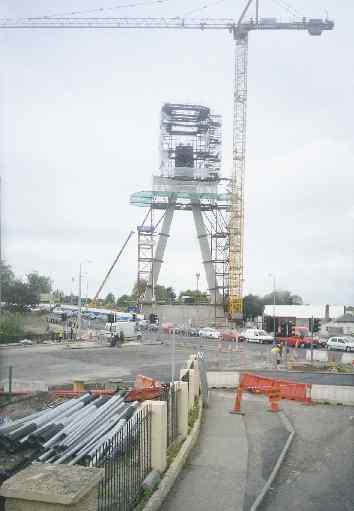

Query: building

[321,312,354,336]
[263,304,345,330]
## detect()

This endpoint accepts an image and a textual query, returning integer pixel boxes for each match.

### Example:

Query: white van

[102,322,141,344]
[241,328,274,344]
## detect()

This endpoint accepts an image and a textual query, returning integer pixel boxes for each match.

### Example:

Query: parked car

[187,328,199,337]
[198,327,220,339]
[319,337,329,348]
[242,329,274,344]
[327,336,354,352]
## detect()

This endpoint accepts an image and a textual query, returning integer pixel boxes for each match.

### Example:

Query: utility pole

[0,176,2,316]
[196,272,200,327]
[77,261,92,340]
[268,273,276,339]
[77,264,82,340]
[310,315,314,364]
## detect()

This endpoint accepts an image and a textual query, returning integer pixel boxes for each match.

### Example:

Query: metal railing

[92,406,151,511]
[161,384,178,447]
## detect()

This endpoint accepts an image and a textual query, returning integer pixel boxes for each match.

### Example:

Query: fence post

[146,400,167,473]
[0,464,104,511]
[8,366,13,396]
[176,381,188,439]
[188,369,197,410]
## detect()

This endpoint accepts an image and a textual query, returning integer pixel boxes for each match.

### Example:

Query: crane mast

[229,29,248,320]
[0,5,334,322]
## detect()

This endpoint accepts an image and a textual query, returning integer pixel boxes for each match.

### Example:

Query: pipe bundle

[0,392,138,466]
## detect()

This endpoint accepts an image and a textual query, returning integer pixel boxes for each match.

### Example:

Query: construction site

[1,1,353,511]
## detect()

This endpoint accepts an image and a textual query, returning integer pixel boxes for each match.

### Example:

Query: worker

[271,345,281,369]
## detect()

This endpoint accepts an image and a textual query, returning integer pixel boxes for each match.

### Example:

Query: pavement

[161,390,354,511]
[163,391,248,511]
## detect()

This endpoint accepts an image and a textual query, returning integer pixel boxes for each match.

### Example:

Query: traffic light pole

[310,315,314,364]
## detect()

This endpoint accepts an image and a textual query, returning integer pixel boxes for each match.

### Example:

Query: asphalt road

[259,401,354,511]
[0,334,353,387]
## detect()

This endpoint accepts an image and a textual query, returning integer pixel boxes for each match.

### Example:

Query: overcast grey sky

[1,0,353,304]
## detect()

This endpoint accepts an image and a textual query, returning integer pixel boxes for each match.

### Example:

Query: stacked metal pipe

[0,392,139,466]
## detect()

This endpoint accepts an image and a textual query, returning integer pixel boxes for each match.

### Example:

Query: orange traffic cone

[230,387,245,415]
[269,397,280,412]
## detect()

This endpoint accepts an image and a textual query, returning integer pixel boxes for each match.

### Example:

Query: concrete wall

[143,304,224,327]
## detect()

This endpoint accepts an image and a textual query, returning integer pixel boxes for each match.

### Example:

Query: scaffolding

[133,102,229,315]
[160,103,222,180]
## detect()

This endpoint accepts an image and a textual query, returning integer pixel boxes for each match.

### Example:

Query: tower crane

[1,2,334,321]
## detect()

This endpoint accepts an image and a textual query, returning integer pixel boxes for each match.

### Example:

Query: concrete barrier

[1,379,48,392]
[305,350,328,362]
[207,371,240,388]
[341,353,354,365]
[311,384,354,405]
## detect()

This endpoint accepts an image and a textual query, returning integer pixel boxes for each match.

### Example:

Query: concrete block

[0,464,104,511]
[146,400,167,473]
[305,350,328,362]
[341,353,354,365]
[176,382,188,439]
[207,371,240,388]
[311,384,354,405]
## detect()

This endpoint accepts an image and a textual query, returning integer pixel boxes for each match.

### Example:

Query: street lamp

[77,260,92,340]
[195,272,201,328]
[268,273,276,338]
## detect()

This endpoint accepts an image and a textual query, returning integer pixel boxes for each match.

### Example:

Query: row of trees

[1,261,52,311]
[104,284,209,308]
[243,290,303,319]
[0,260,303,318]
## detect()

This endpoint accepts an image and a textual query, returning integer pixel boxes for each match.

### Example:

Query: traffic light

[263,316,272,332]
[280,321,287,337]
[149,313,158,324]
[288,321,295,336]
[308,318,313,333]
[107,313,115,324]
[313,318,321,333]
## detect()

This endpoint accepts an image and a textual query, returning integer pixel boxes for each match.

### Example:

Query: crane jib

[0,18,334,32]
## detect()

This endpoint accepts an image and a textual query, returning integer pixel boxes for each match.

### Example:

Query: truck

[276,326,320,348]
[101,321,141,346]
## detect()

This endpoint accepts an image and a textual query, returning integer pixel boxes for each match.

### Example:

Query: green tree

[262,290,303,306]
[154,285,177,303]
[165,286,176,304]
[132,279,147,299]
[0,312,24,340]
[117,294,132,309]
[5,280,38,310]
[27,272,52,296]
[105,292,116,305]
[1,260,15,302]
[178,289,209,304]
[243,294,264,319]
[53,289,65,303]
